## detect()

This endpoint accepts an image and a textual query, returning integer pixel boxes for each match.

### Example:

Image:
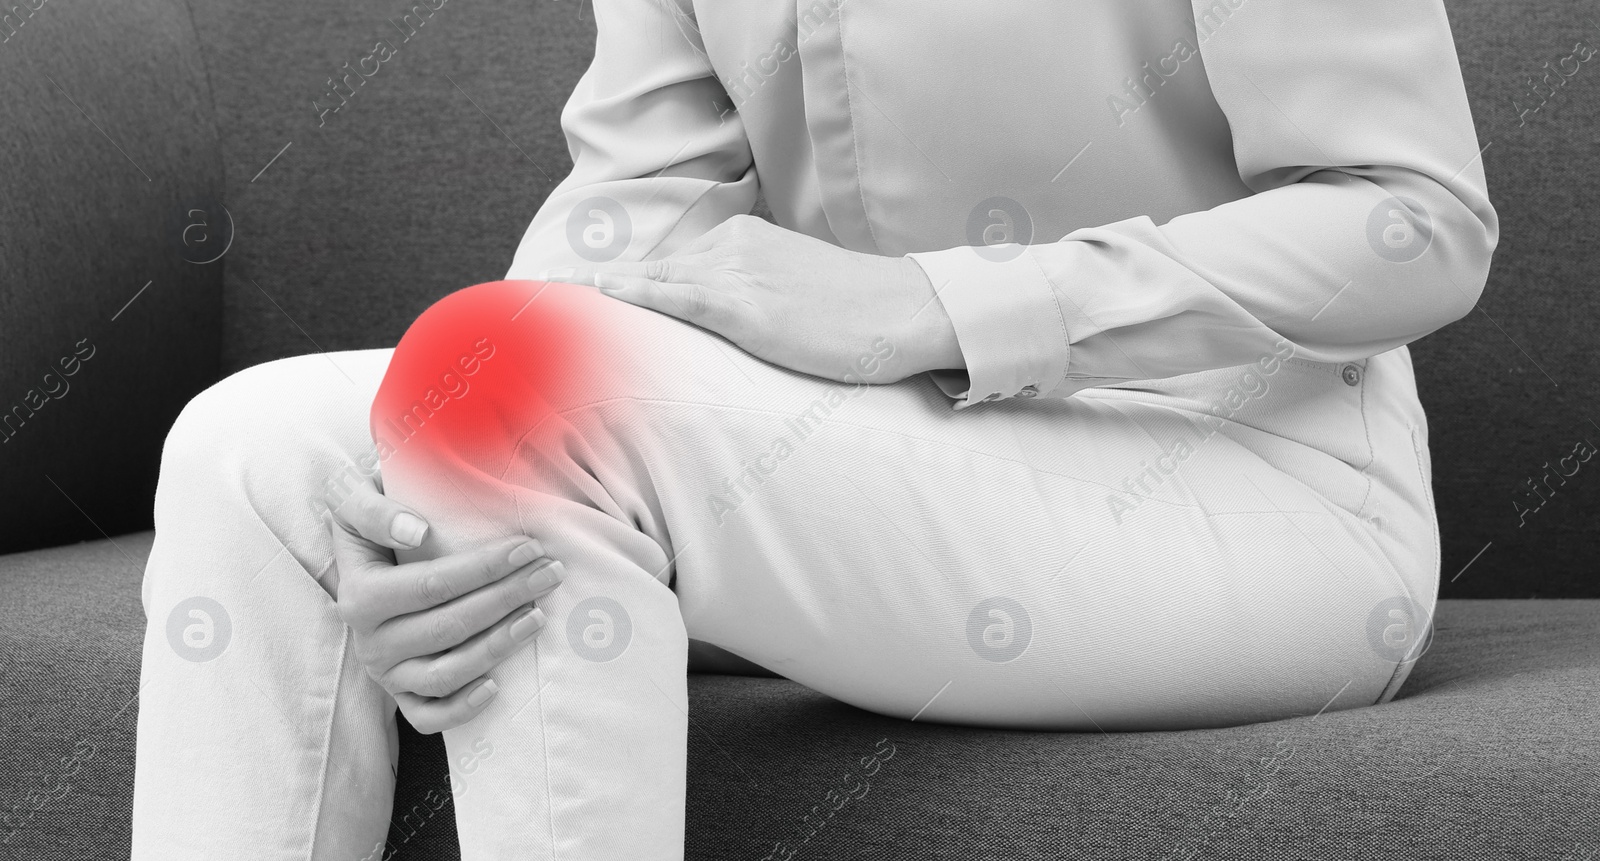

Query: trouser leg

[376,281,1428,859]
[133,349,400,861]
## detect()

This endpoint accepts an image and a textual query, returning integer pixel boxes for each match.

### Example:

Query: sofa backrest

[3,0,1595,597]
[1410,1,1599,597]
[2,0,221,551]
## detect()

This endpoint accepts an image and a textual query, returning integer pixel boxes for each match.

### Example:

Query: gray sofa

[2,0,1597,858]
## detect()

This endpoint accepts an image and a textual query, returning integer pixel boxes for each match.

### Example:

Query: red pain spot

[370,280,609,473]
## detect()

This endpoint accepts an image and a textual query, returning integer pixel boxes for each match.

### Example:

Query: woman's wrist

[895,256,966,376]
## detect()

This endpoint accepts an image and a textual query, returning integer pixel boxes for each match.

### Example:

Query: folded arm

[905,0,1499,407]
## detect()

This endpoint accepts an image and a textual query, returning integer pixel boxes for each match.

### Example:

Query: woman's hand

[322,479,566,733]
[534,214,965,382]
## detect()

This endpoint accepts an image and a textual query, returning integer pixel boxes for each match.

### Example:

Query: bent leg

[375,280,1431,859]
[373,283,692,861]
[133,349,399,861]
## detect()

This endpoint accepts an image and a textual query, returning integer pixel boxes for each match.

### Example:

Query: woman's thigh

[642,380,1419,732]
[378,281,1429,733]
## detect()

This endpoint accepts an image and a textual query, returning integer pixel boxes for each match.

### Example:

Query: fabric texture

[135,260,1436,856]
[0,0,222,555]
[503,0,1496,409]
[3,0,1595,592]
[2,533,1596,859]
[0,0,1596,857]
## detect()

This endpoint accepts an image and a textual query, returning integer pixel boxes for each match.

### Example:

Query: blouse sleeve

[904,0,1498,408]
[504,0,757,278]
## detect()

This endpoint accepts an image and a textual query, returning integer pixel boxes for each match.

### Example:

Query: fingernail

[593,272,623,292]
[526,559,567,594]
[508,539,544,568]
[533,267,574,282]
[510,607,547,642]
[466,678,499,707]
[390,512,428,547]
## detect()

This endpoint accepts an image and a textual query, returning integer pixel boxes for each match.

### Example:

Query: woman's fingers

[345,535,550,628]
[594,272,746,331]
[324,478,429,551]
[393,676,504,736]
[535,261,745,328]
[371,556,566,659]
[324,502,397,601]
[382,604,548,703]
[318,472,567,731]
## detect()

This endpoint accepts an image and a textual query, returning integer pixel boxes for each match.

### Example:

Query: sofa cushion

[0,532,147,856]
[3,533,1595,859]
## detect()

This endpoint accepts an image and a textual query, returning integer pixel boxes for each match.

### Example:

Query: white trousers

[132,281,1438,861]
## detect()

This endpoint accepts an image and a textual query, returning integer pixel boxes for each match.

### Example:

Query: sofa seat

[3,532,1596,860]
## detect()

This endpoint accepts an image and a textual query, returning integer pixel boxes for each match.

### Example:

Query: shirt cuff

[905,244,1070,408]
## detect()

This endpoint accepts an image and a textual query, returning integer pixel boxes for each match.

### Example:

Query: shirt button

[1017,385,1039,399]
[1341,364,1362,386]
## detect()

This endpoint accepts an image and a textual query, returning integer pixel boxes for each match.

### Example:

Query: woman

[132,0,1496,858]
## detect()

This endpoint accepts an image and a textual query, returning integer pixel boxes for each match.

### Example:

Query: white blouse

[507,0,1497,409]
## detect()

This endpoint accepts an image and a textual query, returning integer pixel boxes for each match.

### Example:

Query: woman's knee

[157,352,385,525]
[373,280,737,474]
